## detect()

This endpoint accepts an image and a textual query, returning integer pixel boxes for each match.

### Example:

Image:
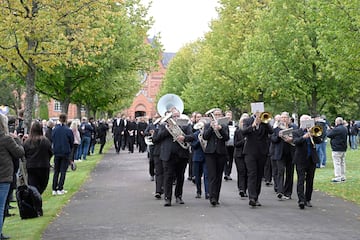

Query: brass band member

[292,115,322,209]
[242,111,273,207]
[157,108,194,207]
[145,113,163,199]
[203,108,229,206]
[234,113,249,198]
[271,112,297,200]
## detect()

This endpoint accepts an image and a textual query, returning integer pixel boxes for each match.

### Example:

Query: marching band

[129,94,325,209]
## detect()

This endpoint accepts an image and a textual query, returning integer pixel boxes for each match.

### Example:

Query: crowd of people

[0,106,358,238]
[141,108,355,211]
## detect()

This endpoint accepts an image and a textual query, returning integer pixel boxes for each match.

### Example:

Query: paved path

[43,148,360,240]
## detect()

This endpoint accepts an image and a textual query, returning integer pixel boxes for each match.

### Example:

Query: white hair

[0,114,9,135]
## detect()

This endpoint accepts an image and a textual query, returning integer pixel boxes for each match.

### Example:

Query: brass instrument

[206,108,228,139]
[160,112,190,149]
[260,112,272,124]
[309,125,323,146]
[157,94,190,150]
[279,127,295,146]
[193,118,210,151]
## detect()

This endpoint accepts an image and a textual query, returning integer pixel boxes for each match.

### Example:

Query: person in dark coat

[23,121,53,194]
[51,114,74,195]
[97,119,109,154]
[0,114,25,239]
[202,108,229,206]
[242,112,273,207]
[292,114,322,209]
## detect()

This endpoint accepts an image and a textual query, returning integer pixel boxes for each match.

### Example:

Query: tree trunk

[24,59,36,134]
[76,104,82,119]
[61,99,70,116]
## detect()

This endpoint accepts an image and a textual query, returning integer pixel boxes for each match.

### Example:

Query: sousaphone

[157,94,184,117]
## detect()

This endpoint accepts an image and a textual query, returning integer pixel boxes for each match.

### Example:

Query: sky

[142,0,219,53]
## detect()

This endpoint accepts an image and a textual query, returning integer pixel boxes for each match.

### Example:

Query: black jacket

[327,124,347,152]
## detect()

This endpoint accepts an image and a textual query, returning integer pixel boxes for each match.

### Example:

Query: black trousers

[277,153,294,197]
[205,153,226,202]
[162,154,187,200]
[296,160,316,203]
[244,152,266,201]
[113,134,122,152]
[148,146,155,177]
[234,155,247,192]
[224,146,234,176]
[27,168,50,195]
[154,154,164,194]
[52,156,69,191]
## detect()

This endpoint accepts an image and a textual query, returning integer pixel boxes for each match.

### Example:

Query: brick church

[47,50,175,121]
[124,52,175,120]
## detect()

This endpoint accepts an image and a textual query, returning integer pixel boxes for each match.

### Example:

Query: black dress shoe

[8,205,16,209]
[5,213,15,217]
[154,193,161,199]
[249,199,256,207]
[305,201,312,207]
[224,176,229,181]
[1,233,11,239]
[255,201,262,206]
[239,191,248,198]
[195,193,201,198]
[176,197,184,204]
[210,198,217,206]
[164,199,171,207]
[299,202,305,209]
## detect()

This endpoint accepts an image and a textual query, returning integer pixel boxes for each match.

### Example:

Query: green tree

[0,1,121,129]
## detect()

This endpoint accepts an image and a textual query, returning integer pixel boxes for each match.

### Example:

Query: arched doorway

[135,104,146,118]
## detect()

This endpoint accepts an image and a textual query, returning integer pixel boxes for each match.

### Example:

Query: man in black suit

[242,112,273,207]
[112,113,125,154]
[292,114,322,209]
[126,116,137,153]
[203,108,229,206]
[157,108,194,206]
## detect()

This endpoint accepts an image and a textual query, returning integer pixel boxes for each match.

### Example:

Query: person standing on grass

[52,113,74,196]
[327,117,348,183]
[0,114,25,240]
[23,121,53,195]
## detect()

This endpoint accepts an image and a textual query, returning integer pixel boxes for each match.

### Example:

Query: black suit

[203,122,229,204]
[234,127,247,192]
[157,123,194,202]
[127,120,137,153]
[149,123,163,195]
[112,118,125,153]
[292,128,321,204]
[242,117,273,203]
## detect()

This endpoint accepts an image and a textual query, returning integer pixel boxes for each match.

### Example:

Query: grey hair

[335,117,343,125]
[0,114,9,135]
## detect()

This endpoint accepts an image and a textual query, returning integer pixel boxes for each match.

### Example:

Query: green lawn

[2,142,359,239]
[3,143,112,240]
[314,144,360,204]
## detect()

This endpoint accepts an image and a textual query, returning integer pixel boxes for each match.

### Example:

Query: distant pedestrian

[52,113,74,195]
[327,117,347,183]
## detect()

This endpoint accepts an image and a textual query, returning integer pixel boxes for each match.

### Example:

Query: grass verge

[3,143,112,240]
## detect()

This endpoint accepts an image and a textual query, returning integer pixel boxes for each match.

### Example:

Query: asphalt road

[42,147,360,240]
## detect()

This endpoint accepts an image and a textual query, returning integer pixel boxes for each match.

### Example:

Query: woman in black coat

[23,121,53,194]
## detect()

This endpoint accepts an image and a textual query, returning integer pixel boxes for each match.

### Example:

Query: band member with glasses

[203,108,229,206]
[242,111,273,207]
